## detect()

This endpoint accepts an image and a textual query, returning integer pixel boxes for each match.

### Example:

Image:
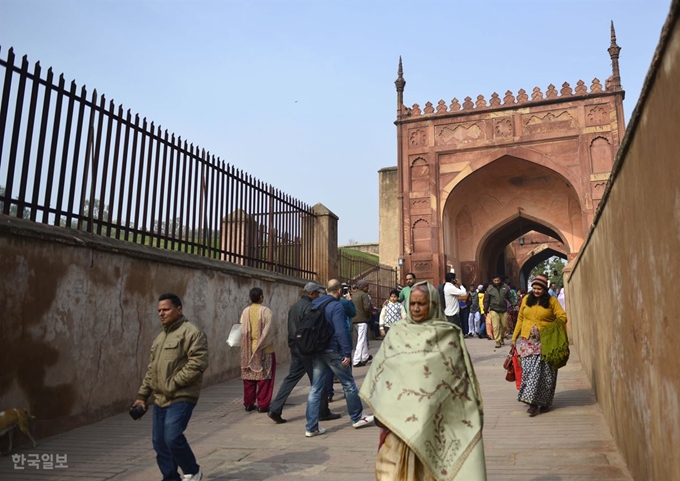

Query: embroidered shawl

[360,281,487,481]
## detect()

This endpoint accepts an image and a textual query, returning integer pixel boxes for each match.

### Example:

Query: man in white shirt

[443,272,468,329]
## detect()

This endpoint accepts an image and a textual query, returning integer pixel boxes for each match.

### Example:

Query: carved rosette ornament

[586,106,609,125]
[494,118,513,138]
[409,129,427,147]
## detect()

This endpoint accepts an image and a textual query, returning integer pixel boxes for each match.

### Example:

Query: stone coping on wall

[0,215,310,288]
[396,83,623,125]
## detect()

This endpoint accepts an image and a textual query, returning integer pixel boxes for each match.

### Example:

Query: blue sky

[0,0,672,244]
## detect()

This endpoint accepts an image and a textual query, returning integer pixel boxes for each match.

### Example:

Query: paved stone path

[0,338,634,481]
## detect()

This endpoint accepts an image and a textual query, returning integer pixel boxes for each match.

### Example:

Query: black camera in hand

[129,404,147,421]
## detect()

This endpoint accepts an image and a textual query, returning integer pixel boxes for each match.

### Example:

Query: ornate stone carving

[575,80,588,95]
[517,89,528,103]
[546,84,558,98]
[424,101,435,114]
[436,122,485,145]
[413,261,432,272]
[436,100,448,113]
[592,181,607,200]
[476,95,487,109]
[411,103,422,115]
[489,92,501,107]
[605,76,614,91]
[411,198,429,208]
[503,90,515,105]
[590,78,603,93]
[409,128,427,147]
[450,98,461,111]
[586,105,609,125]
[462,96,474,110]
[523,111,576,134]
[561,82,573,97]
[531,87,543,101]
[494,118,513,138]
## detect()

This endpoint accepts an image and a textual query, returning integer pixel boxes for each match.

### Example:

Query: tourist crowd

[131,270,568,480]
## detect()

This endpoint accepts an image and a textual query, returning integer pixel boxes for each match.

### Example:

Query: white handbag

[226,323,242,347]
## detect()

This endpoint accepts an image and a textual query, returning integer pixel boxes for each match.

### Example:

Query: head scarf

[360,281,486,480]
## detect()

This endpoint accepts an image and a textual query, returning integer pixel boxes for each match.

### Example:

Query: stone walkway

[0,338,634,481]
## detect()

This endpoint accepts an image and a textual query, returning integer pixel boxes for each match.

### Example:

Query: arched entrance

[442,155,582,287]
[384,36,626,287]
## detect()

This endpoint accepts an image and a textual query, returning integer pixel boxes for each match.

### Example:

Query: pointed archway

[440,155,582,286]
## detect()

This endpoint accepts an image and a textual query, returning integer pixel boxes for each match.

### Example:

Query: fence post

[310,203,338,283]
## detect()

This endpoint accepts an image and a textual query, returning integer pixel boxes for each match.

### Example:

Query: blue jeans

[305,350,363,432]
[152,401,199,481]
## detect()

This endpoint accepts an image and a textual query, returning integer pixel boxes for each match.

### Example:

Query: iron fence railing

[0,46,316,278]
[339,249,397,306]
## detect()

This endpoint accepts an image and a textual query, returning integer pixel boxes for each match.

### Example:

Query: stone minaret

[608,21,622,91]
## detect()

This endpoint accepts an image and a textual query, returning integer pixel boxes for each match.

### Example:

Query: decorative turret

[608,21,622,91]
[395,56,406,115]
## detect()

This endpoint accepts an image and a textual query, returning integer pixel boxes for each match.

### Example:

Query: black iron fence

[0,46,316,278]
[339,248,397,306]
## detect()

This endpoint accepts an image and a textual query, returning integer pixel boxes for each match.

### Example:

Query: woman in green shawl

[359,281,486,481]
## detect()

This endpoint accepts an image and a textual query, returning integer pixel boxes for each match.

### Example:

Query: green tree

[0,186,31,219]
[530,256,566,288]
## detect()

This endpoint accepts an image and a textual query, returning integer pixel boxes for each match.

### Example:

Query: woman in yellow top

[240,287,277,413]
[511,274,566,417]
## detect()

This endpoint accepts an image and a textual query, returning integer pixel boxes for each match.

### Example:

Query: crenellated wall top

[399,77,622,121]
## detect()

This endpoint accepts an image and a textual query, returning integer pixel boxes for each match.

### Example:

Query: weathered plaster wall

[566,6,680,480]
[0,217,303,439]
[378,167,400,268]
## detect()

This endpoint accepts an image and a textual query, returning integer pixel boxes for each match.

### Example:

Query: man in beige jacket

[132,293,209,481]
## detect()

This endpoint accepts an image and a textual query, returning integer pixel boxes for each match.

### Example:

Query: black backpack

[294,298,334,355]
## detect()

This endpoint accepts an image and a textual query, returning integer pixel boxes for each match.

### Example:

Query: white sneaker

[305,427,327,437]
[352,415,374,428]
[182,469,203,481]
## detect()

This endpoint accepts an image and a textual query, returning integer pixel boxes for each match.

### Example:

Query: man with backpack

[267,282,341,424]
[304,279,374,437]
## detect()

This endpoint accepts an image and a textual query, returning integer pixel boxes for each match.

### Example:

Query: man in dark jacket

[484,274,515,348]
[267,283,340,424]
[304,279,374,437]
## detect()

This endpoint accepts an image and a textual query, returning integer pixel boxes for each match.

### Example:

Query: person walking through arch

[484,274,515,349]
